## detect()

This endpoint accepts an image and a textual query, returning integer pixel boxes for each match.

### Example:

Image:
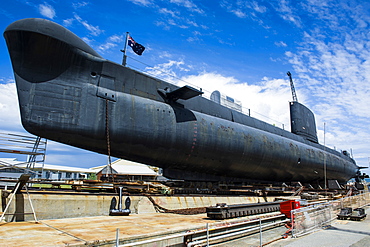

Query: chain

[105,99,114,182]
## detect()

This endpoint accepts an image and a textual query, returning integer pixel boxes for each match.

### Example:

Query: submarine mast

[287,71,298,102]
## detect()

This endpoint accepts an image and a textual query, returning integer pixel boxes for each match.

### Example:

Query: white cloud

[282,1,370,170]
[72,1,89,9]
[38,3,56,19]
[155,21,171,30]
[144,61,291,128]
[272,0,301,28]
[0,80,108,168]
[144,60,190,82]
[158,51,173,59]
[74,14,103,36]
[275,41,287,47]
[63,18,74,27]
[220,1,246,18]
[231,9,246,18]
[98,42,117,53]
[128,0,154,7]
[169,0,204,14]
[159,8,179,18]
[220,0,268,25]
[250,1,267,13]
[109,35,124,43]
[168,19,188,29]
[186,19,199,28]
[177,73,291,127]
[98,34,124,53]
[82,37,95,45]
[0,81,23,132]
[187,36,200,42]
[155,15,202,30]
[156,3,203,31]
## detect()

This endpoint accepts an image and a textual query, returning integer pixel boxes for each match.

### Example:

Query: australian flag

[128,36,145,56]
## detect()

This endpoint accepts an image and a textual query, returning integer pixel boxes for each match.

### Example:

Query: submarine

[4,18,361,185]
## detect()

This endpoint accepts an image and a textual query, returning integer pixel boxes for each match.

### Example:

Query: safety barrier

[291,192,370,237]
[117,214,287,247]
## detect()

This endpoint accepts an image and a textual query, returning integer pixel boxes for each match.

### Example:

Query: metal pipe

[324,122,327,190]
[259,218,262,247]
[191,216,285,242]
[187,219,289,247]
[291,210,294,238]
[25,186,38,222]
[122,32,129,66]
[118,187,123,210]
[118,214,286,247]
[119,232,188,247]
[206,223,209,247]
[116,228,119,247]
[0,183,21,222]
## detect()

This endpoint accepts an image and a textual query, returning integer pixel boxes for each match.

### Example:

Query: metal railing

[291,192,370,237]
[117,214,287,247]
[0,132,47,177]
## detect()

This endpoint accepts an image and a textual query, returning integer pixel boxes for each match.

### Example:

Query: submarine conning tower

[290,101,318,143]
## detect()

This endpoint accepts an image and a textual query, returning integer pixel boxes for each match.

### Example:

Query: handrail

[118,214,287,247]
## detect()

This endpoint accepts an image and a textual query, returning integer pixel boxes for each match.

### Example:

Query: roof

[0,158,95,173]
[94,159,158,176]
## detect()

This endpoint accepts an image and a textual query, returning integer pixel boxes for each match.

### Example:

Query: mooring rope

[145,195,206,215]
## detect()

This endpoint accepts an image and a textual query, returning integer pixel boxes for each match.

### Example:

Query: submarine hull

[4,18,359,184]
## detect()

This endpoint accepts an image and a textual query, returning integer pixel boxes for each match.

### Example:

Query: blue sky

[0,0,369,175]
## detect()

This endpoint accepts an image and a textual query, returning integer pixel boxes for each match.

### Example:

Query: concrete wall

[0,190,275,222]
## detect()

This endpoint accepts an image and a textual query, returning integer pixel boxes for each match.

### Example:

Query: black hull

[4,18,360,184]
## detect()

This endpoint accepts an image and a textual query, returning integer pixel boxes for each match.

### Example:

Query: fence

[291,191,370,237]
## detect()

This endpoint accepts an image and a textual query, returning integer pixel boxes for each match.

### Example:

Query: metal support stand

[0,174,38,223]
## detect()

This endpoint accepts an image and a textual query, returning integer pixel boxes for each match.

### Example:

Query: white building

[0,158,95,180]
[91,159,159,181]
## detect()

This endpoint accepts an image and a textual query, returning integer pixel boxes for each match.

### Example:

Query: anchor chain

[105,99,114,182]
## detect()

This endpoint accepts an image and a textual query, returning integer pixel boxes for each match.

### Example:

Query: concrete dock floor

[269,208,370,247]
[214,216,370,247]
[0,213,205,246]
[1,209,368,247]
[0,212,282,246]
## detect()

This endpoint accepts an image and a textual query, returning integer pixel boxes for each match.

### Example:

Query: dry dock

[1,191,369,246]
[270,206,370,247]
[1,208,369,247]
[0,211,285,246]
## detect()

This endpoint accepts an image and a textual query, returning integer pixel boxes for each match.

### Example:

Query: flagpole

[121,32,129,66]
[324,122,327,190]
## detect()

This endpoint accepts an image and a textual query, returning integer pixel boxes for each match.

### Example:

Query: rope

[146,195,206,215]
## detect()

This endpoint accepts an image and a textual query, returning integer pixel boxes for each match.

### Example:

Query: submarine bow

[4,18,360,184]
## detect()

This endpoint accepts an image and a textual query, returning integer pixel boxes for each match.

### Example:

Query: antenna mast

[287,71,298,102]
